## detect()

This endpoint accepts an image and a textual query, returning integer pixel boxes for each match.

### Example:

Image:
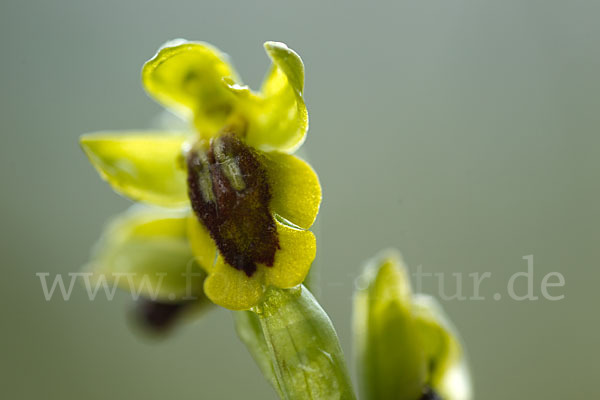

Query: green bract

[353,250,472,400]
[234,311,284,397]
[237,285,357,400]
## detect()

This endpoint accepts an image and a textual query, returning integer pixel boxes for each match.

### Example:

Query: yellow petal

[245,42,308,153]
[142,39,239,137]
[203,256,265,310]
[186,215,217,271]
[265,220,316,288]
[262,151,321,229]
[85,206,204,301]
[80,132,189,207]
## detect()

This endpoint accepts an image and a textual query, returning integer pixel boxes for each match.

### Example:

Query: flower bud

[353,250,472,400]
[354,250,427,400]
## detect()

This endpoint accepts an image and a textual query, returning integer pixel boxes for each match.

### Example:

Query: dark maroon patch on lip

[186,132,279,276]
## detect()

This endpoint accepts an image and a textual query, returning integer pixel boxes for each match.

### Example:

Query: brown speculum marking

[186,132,279,277]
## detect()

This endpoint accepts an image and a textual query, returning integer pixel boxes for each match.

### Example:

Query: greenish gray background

[1,0,598,399]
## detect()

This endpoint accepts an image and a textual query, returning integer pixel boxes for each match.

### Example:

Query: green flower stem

[235,285,356,400]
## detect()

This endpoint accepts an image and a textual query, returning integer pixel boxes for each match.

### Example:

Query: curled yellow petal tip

[263,41,305,95]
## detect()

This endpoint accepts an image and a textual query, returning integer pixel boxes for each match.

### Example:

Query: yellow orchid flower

[81,40,321,310]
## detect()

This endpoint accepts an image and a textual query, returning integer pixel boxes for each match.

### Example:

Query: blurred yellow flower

[81,40,321,310]
[354,250,472,400]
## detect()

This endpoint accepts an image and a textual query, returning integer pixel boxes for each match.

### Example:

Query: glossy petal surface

[142,40,239,136]
[245,42,308,153]
[265,221,316,288]
[81,132,189,207]
[262,151,321,229]
[142,40,308,152]
[203,255,265,310]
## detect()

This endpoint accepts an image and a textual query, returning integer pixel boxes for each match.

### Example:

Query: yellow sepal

[80,132,189,207]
